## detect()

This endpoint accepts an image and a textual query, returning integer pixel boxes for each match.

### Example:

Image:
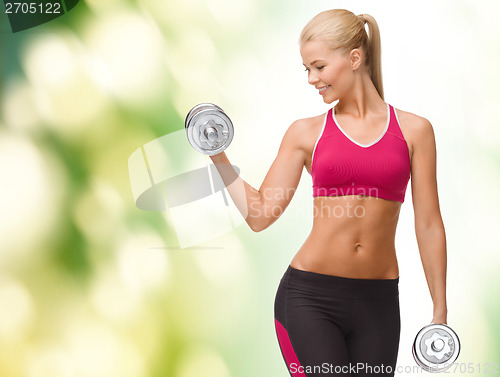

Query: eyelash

[304,66,325,72]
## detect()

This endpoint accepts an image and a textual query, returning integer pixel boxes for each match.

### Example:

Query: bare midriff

[290,195,402,279]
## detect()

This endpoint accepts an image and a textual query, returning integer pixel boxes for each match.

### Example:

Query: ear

[350,48,363,71]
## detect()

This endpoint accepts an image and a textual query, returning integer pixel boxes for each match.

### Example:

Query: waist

[294,226,399,279]
[293,240,399,279]
[283,264,399,298]
[293,196,401,278]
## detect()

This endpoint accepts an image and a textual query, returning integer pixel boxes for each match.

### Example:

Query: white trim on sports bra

[310,111,329,171]
[332,103,390,148]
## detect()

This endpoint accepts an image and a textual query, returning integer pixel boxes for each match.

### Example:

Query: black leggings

[274,265,400,376]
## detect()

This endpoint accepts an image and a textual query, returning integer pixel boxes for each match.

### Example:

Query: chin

[323,96,337,105]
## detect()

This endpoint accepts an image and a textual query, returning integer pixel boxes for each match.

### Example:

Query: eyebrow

[302,60,325,67]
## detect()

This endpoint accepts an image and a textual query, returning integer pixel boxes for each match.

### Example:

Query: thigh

[274,278,353,376]
[347,296,401,377]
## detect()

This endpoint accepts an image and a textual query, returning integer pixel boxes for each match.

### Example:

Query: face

[300,39,361,104]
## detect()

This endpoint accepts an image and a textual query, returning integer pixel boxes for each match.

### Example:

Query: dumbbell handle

[431,338,445,352]
[205,127,218,142]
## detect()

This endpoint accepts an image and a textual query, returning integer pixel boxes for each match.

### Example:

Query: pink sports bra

[311,103,411,203]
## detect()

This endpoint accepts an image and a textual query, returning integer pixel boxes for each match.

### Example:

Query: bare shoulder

[394,107,435,160]
[288,113,326,143]
[284,113,327,174]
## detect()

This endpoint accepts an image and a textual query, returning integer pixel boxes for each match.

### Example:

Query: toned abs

[290,109,414,279]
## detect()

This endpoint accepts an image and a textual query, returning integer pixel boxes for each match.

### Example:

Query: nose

[308,71,319,86]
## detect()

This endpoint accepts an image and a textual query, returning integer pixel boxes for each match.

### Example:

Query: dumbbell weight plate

[412,324,461,373]
[185,103,234,156]
[185,103,223,125]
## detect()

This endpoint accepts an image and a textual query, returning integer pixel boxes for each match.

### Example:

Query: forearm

[209,152,265,231]
[415,221,448,318]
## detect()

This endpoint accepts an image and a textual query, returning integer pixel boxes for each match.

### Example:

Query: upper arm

[410,117,444,229]
[254,119,307,231]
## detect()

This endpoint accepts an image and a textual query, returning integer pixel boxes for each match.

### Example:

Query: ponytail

[358,14,384,100]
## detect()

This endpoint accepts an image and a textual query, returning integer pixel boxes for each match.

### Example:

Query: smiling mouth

[318,85,330,94]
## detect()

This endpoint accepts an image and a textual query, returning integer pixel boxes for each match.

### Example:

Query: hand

[431,311,447,325]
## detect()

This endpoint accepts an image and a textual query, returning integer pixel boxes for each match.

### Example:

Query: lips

[317,85,330,95]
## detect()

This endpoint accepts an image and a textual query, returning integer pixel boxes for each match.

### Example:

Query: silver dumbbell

[185,103,234,156]
[412,324,461,373]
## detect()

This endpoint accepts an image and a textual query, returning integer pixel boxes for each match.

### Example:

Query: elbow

[415,219,446,242]
[249,224,264,233]
[414,209,445,232]
[246,198,283,232]
[247,216,272,233]
[248,219,267,233]
[246,199,272,232]
[415,217,445,233]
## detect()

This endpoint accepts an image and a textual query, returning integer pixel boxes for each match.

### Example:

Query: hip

[274,265,400,327]
[279,264,399,298]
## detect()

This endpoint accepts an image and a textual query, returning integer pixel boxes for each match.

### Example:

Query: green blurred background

[1,0,499,376]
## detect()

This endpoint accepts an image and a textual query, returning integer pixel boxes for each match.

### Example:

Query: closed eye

[304,66,325,72]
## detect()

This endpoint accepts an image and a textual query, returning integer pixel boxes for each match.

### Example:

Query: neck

[336,69,385,118]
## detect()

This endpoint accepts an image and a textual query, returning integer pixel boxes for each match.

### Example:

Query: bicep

[410,118,443,228]
[257,121,306,227]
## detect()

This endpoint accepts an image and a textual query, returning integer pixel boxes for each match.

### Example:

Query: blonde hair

[300,9,384,100]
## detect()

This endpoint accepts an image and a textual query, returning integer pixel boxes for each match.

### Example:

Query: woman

[210,9,447,377]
